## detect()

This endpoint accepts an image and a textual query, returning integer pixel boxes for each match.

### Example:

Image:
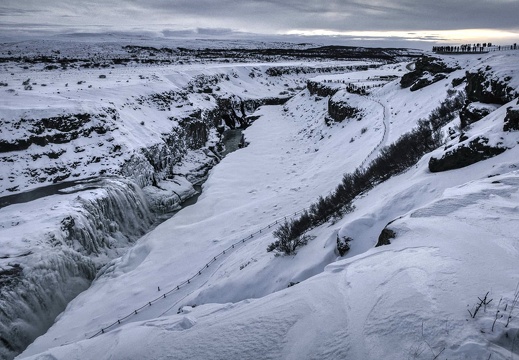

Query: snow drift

[2,39,519,359]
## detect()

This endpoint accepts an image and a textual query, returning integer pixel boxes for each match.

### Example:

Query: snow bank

[0,178,154,359]
[10,45,519,360]
[18,169,519,360]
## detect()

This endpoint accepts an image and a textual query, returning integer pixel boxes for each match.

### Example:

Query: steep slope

[2,43,392,358]
[19,168,519,360]
[15,50,519,359]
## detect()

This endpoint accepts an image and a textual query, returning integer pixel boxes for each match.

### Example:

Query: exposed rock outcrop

[465,69,518,105]
[401,56,458,91]
[503,104,519,132]
[336,235,352,256]
[0,110,115,153]
[428,136,506,172]
[266,64,372,77]
[216,96,291,129]
[375,228,395,247]
[326,96,361,124]
[307,80,340,97]
[460,102,499,128]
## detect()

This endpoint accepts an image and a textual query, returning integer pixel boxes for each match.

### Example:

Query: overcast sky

[2,0,519,48]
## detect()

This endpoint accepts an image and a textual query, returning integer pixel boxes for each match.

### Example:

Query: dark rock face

[307,80,340,97]
[409,74,447,91]
[137,90,189,111]
[465,70,518,105]
[401,56,458,91]
[460,103,494,128]
[326,97,361,124]
[428,136,506,172]
[400,71,421,89]
[336,236,352,256]
[266,64,372,77]
[182,117,209,149]
[216,96,247,129]
[503,106,519,132]
[215,96,290,130]
[375,228,395,247]
[0,112,114,153]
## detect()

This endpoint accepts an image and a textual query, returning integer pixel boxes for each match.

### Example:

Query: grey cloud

[1,0,518,44]
[0,6,45,16]
[162,29,198,37]
[196,28,236,36]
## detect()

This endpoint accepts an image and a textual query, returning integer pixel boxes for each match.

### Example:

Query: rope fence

[88,83,389,339]
[87,208,309,338]
[360,97,388,168]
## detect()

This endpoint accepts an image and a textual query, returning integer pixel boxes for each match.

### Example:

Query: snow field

[20,165,519,359]
[18,63,388,355]
[14,50,519,359]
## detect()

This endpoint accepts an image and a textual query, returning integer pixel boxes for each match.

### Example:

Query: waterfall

[67,178,155,258]
[0,249,95,360]
[0,178,154,360]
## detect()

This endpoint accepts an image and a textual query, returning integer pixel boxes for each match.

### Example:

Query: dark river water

[221,129,244,157]
[0,129,244,210]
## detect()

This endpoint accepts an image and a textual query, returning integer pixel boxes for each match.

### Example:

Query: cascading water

[0,127,249,360]
[0,249,95,360]
[0,178,154,360]
[65,178,155,259]
[0,82,289,359]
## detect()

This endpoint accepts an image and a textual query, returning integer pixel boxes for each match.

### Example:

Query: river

[0,128,245,211]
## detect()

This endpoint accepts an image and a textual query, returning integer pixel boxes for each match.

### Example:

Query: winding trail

[87,83,392,340]
[361,96,390,168]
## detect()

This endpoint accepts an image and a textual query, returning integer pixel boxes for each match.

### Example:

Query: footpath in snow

[18,52,519,359]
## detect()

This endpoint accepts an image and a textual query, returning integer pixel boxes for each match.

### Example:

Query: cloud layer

[2,0,519,46]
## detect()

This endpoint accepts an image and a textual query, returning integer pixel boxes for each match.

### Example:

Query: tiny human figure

[158,286,160,292]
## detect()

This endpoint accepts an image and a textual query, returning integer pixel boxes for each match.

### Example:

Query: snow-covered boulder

[326,91,362,124]
[400,56,458,91]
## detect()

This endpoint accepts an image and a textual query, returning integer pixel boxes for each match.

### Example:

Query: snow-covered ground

[2,38,403,359]
[3,42,519,359]
[4,38,408,359]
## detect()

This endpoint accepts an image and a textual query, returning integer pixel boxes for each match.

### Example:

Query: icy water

[152,129,244,225]
[0,129,245,210]
[221,129,244,157]
[0,177,99,209]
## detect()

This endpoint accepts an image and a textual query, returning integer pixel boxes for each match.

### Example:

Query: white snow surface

[1,51,375,359]
[12,50,519,359]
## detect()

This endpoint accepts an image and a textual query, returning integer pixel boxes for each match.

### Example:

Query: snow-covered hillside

[3,39,519,359]
[2,38,412,359]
